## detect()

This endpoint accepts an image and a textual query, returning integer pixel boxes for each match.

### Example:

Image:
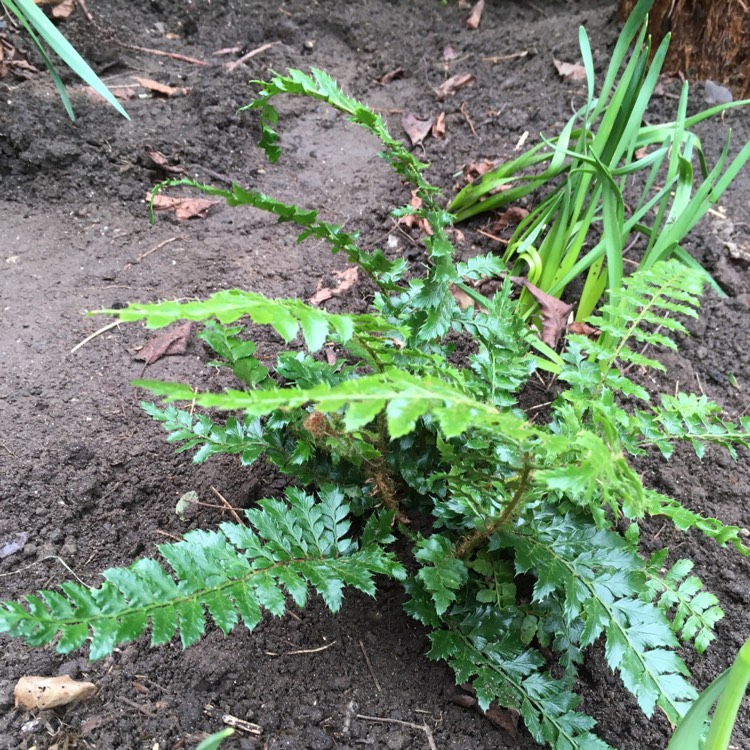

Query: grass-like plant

[668,638,750,750]
[1,0,129,120]
[449,0,750,322]
[1,67,749,750]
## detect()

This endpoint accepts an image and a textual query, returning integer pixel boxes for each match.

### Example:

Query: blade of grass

[7,0,129,119]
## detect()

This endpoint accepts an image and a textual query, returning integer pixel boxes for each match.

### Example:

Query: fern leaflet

[0,488,405,660]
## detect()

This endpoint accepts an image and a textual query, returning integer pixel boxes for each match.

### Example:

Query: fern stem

[453,462,532,558]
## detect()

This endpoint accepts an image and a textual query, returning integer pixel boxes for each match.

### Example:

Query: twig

[460,101,477,137]
[482,50,528,63]
[266,641,337,656]
[154,529,183,542]
[182,497,246,513]
[359,639,382,691]
[122,236,179,271]
[210,486,245,526]
[70,320,121,354]
[0,441,18,458]
[204,704,261,734]
[213,46,242,56]
[119,696,157,718]
[76,0,94,23]
[0,555,90,585]
[117,42,210,66]
[476,228,509,245]
[132,236,179,265]
[356,715,438,750]
[225,41,281,71]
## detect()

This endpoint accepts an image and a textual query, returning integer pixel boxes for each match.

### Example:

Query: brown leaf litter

[434,73,476,100]
[147,192,220,220]
[134,322,192,365]
[308,267,360,306]
[15,675,96,711]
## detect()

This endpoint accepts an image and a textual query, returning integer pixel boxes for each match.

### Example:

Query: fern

[0,488,404,660]
[3,66,750,750]
[644,553,724,655]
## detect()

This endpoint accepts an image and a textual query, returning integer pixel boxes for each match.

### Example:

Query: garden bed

[1,1,749,748]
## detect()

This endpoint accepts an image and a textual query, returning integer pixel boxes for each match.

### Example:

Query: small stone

[21,718,42,734]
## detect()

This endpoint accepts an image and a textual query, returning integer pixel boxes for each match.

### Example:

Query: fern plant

[3,68,750,750]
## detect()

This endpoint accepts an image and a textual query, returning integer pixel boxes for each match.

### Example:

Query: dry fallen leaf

[51,0,75,18]
[134,322,192,365]
[432,111,446,139]
[147,192,220,220]
[450,284,487,313]
[308,266,360,306]
[490,206,529,232]
[450,683,519,738]
[434,73,476,100]
[568,321,601,339]
[144,147,187,175]
[402,112,434,147]
[522,281,573,348]
[15,676,96,711]
[397,190,433,236]
[462,159,497,183]
[134,76,189,97]
[466,0,485,29]
[553,58,587,83]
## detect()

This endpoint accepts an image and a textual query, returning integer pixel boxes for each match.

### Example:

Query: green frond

[97,289,402,353]
[638,392,750,460]
[592,259,702,366]
[243,67,435,203]
[644,490,750,556]
[644,554,724,654]
[0,488,405,660]
[135,370,538,443]
[494,509,696,723]
[141,404,268,465]
[149,178,406,288]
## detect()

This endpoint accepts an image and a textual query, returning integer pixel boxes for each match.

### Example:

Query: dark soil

[1,1,749,749]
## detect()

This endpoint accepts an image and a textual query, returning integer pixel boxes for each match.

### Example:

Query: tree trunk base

[618,0,750,98]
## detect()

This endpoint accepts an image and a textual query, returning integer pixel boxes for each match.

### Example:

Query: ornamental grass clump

[1,0,128,120]
[2,67,749,750]
[449,0,750,322]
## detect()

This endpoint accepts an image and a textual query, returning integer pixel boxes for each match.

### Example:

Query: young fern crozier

[2,67,749,750]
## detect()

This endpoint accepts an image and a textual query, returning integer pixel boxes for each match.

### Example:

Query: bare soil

[1,2,749,749]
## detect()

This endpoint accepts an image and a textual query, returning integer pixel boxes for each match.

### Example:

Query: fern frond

[97,290,405,353]
[645,489,750,556]
[134,370,538,442]
[149,178,407,288]
[592,258,702,370]
[494,509,697,723]
[405,577,611,750]
[644,553,724,654]
[141,404,267,465]
[0,488,405,660]
[243,67,437,203]
[446,635,611,750]
[637,392,750,459]
[562,260,703,401]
